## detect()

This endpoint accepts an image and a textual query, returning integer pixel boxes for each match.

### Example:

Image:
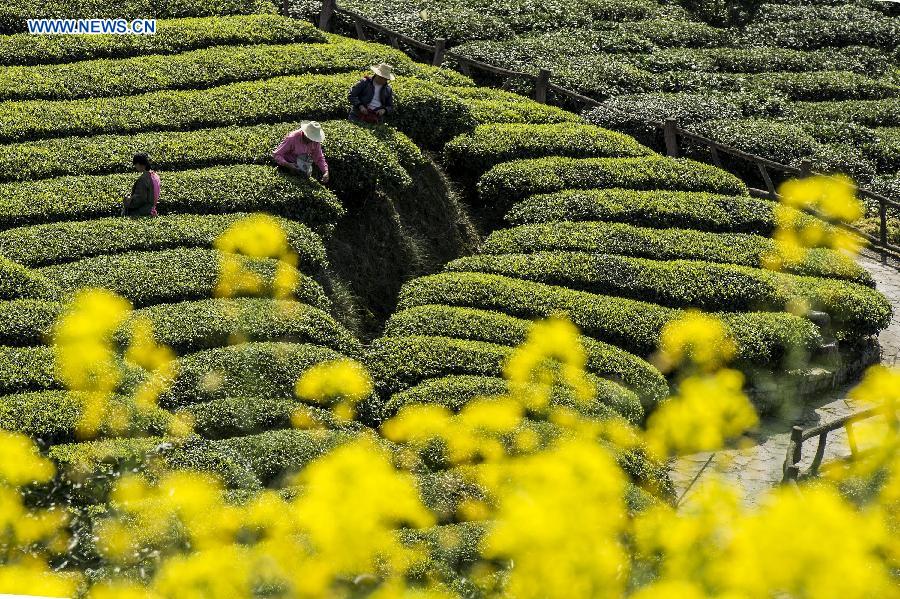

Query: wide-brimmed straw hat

[300,121,325,143]
[371,63,395,80]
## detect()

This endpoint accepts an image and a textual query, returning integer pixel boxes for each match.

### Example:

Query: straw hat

[300,121,325,143]
[371,63,395,80]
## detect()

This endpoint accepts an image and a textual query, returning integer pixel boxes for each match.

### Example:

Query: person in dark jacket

[348,63,395,125]
[122,153,160,217]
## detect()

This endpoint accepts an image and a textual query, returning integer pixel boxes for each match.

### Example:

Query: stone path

[672,252,900,508]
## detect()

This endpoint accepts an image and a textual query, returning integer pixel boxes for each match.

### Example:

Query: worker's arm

[382,86,394,114]
[348,78,367,108]
[312,143,329,177]
[272,132,297,167]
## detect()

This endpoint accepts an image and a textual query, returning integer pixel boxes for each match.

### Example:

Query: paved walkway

[672,253,899,508]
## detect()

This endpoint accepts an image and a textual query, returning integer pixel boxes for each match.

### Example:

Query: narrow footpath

[672,252,900,508]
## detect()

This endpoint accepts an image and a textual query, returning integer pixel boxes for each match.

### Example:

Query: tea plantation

[292,0,900,200]
[0,0,893,582]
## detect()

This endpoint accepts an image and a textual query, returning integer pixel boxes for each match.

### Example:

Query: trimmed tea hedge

[786,99,900,128]
[0,346,57,395]
[0,300,60,346]
[746,71,899,102]
[738,6,899,50]
[477,156,748,208]
[0,165,343,233]
[0,120,417,198]
[382,304,668,404]
[447,87,581,125]
[130,298,362,356]
[38,248,330,310]
[504,189,827,237]
[584,92,744,134]
[211,428,358,486]
[0,72,474,148]
[0,0,277,34]
[446,252,891,336]
[443,123,653,176]
[366,335,643,423]
[396,272,823,364]
[0,256,55,299]
[0,15,325,67]
[0,38,427,102]
[689,119,820,166]
[0,214,327,271]
[481,221,872,285]
[158,341,353,408]
[0,391,171,446]
[183,396,362,440]
[379,374,619,419]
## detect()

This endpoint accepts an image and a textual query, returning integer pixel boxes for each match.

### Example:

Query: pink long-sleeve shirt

[272,130,329,174]
[149,170,160,216]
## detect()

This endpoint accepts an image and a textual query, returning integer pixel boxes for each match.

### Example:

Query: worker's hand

[359,105,369,115]
[376,109,386,117]
[321,171,330,184]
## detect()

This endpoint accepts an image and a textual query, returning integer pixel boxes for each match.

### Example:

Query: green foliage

[606,19,728,48]
[690,119,820,165]
[211,429,358,486]
[0,214,327,271]
[448,86,581,125]
[747,71,899,102]
[786,99,900,128]
[396,271,823,364]
[0,256,54,299]
[481,221,872,285]
[0,72,473,148]
[0,299,60,346]
[738,4,899,50]
[0,165,343,234]
[38,248,330,310]
[0,39,430,102]
[130,298,362,357]
[504,188,826,237]
[382,304,669,404]
[477,156,748,209]
[585,92,743,135]
[158,341,354,408]
[0,120,417,199]
[0,346,56,395]
[366,335,643,423]
[0,0,277,34]
[444,123,653,177]
[0,15,324,67]
[0,391,171,445]
[447,252,891,336]
[183,396,362,440]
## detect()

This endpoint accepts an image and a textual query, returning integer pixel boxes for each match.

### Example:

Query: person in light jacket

[122,153,160,217]
[271,121,330,183]
[348,63,395,125]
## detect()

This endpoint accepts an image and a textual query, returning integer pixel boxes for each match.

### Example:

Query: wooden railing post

[663,118,680,158]
[352,15,367,40]
[757,163,777,199]
[318,0,336,32]
[879,197,888,263]
[799,159,812,178]
[534,69,551,104]
[432,38,447,66]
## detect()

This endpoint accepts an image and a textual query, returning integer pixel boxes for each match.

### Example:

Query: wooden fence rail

[304,0,898,261]
[782,407,880,483]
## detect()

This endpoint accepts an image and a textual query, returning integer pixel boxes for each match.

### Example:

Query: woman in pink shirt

[272,121,330,183]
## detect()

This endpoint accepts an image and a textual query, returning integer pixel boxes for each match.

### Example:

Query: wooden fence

[782,407,881,483]
[298,0,900,261]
